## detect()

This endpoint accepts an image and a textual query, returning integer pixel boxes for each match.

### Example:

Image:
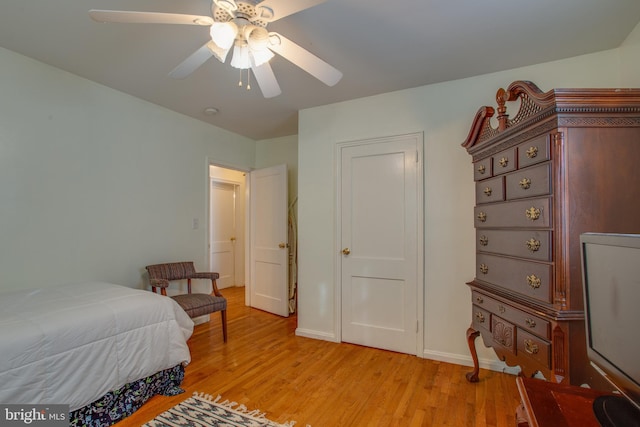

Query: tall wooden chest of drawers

[461,81,640,386]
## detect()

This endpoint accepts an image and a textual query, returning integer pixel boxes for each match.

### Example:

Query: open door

[249,164,289,317]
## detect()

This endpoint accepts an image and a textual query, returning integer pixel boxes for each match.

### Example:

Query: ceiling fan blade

[169,42,215,79]
[251,62,282,98]
[89,10,213,26]
[268,32,342,86]
[254,0,327,22]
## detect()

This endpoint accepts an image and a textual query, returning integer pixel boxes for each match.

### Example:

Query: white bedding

[0,282,193,411]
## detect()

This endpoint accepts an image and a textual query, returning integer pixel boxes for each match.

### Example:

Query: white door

[249,164,289,317]
[210,181,236,288]
[339,134,423,355]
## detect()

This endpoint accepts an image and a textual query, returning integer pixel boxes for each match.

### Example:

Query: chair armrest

[149,278,170,288]
[189,272,223,297]
[190,272,219,280]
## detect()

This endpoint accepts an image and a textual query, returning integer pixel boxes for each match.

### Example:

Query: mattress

[0,282,193,411]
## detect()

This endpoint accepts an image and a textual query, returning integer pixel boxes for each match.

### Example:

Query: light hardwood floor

[118,286,521,426]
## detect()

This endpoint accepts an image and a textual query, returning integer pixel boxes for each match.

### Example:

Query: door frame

[334,133,425,357]
[207,159,250,299]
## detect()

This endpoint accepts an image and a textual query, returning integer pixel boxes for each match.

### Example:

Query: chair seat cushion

[171,293,227,318]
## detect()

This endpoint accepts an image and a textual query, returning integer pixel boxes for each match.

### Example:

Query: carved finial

[496,88,509,131]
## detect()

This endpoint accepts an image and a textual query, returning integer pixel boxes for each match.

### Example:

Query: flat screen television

[580,233,640,426]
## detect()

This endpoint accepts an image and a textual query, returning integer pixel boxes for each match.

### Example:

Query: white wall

[621,21,640,86]
[0,47,256,292]
[296,45,634,369]
[255,135,299,211]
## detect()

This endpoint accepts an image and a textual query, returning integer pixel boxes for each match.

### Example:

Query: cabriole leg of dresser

[466,326,481,382]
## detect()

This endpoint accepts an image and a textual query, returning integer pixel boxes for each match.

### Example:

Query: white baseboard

[423,349,521,375]
[295,328,337,342]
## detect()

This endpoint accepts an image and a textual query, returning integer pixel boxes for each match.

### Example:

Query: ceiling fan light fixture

[244,26,273,66]
[244,25,269,49]
[210,22,238,49]
[230,43,251,69]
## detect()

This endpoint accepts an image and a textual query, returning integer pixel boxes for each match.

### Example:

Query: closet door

[339,134,423,355]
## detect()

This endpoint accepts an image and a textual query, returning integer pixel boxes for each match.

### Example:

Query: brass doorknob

[279,242,288,249]
[342,248,351,255]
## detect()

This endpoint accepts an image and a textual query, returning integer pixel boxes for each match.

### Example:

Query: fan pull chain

[238,69,251,91]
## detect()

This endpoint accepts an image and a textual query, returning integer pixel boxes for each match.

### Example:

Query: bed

[0,282,194,426]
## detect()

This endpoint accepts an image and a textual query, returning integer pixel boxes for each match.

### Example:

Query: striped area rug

[143,393,301,427]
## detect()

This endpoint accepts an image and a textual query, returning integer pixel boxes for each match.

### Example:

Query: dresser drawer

[476,254,553,303]
[474,157,492,181]
[475,176,504,204]
[474,197,551,228]
[506,163,551,200]
[491,315,515,352]
[493,147,517,175]
[517,329,551,370]
[517,134,550,169]
[471,290,550,339]
[476,229,551,261]
[472,305,491,332]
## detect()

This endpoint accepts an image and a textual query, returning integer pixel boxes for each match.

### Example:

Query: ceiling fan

[89,0,342,98]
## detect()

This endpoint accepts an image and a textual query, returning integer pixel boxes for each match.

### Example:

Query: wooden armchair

[145,261,227,342]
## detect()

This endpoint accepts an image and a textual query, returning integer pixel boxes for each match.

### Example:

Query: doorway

[209,165,246,289]
[209,163,293,317]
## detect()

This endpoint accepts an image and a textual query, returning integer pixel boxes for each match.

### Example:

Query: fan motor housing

[213,1,269,27]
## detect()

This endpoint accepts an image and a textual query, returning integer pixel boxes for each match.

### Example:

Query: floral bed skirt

[69,364,185,427]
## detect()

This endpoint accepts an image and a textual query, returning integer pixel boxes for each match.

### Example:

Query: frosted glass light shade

[244,25,273,66]
[230,44,251,69]
[210,22,238,49]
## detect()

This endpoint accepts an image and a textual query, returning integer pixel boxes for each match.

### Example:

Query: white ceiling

[1,0,639,140]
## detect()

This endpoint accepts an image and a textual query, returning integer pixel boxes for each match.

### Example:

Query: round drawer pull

[525,207,541,221]
[484,187,492,196]
[475,296,484,304]
[479,235,488,246]
[526,238,541,252]
[479,264,488,274]
[527,274,541,289]
[477,212,487,222]
[524,339,539,355]
[475,312,485,323]
[499,157,509,167]
[477,164,486,174]
[526,146,538,158]
[519,178,531,189]
[525,318,537,328]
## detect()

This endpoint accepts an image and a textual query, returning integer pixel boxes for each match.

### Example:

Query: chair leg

[221,310,228,343]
